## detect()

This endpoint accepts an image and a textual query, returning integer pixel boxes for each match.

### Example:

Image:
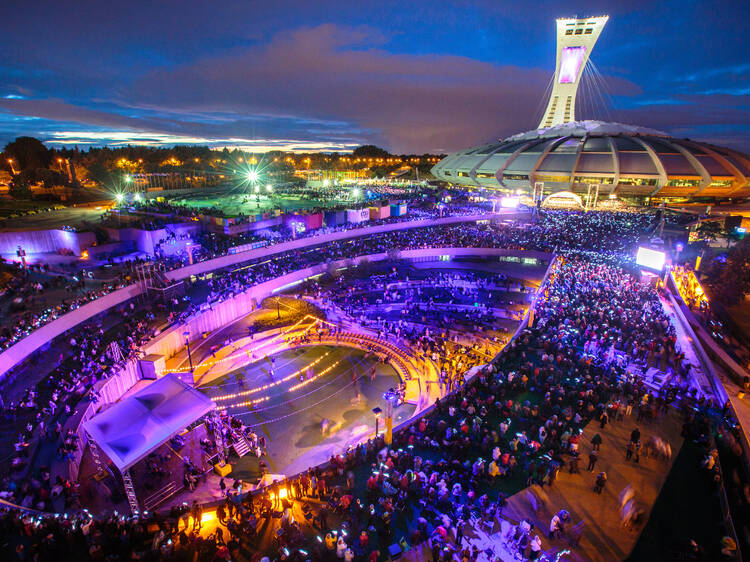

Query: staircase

[232,436,252,458]
[122,470,140,514]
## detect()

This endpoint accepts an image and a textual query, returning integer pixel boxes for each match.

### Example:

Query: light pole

[382,389,399,447]
[7,158,17,175]
[372,407,382,438]
[183,331,194,372]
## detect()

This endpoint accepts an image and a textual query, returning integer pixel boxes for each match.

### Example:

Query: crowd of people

[3,207,729,561]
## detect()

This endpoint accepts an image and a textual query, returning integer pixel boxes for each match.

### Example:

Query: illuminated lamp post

[372,407,382,439]
[183,330,194,372]
[382,389,400,447]
[7,158,17,175]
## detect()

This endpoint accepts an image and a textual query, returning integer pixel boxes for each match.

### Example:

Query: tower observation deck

[539,16,609,129]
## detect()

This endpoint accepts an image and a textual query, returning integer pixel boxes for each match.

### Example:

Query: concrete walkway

[403,409,683,562]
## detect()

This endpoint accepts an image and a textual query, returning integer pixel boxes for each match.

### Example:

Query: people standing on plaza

[594,471,608,494]
[587,450,599,472]
[591,432,602,451]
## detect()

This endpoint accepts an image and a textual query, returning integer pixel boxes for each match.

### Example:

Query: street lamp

[7,158,17,175]
[372,407,382,437]
[183,331,194,372]
[382,389,400,446]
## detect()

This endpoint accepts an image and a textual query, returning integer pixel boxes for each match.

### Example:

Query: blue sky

[1,0,749,153]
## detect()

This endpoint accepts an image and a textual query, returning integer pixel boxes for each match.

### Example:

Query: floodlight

[124,175,133,183]
[636,247,666,271]
[500,196,520,209]
[266,184,273,192]
[247,170,259,182]
[115,193,124,202]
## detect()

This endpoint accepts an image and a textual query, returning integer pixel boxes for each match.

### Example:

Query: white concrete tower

[538,15,609,129]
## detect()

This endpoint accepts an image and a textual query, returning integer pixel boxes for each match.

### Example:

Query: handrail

[0,213,521,381]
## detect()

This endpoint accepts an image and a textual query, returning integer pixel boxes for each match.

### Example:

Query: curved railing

[0,212,527,381]
[63,246,551,483]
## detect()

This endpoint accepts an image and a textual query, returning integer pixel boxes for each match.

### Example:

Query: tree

[352,145,390,158]
[703,237,750,305]
[4,136,51,171]
[8,174,32,199]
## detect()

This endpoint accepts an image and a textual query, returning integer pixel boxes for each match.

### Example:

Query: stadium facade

[432,17,750,200]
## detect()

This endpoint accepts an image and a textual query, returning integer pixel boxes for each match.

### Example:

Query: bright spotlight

[266,184,273,193]
[352,188,361,198]
[124,175,133,183]
[115,193,124,203]
[247,170,259,183]
[254,185,260,193]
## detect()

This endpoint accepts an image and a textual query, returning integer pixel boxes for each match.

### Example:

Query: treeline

[1,137,442,199]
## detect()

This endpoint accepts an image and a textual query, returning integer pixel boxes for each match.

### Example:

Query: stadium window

[584,28,593,34]
[476,172,495,178]
[457,171,469,177]
[575,29,583,34]
[565,30,573,35]
[709,179,733,187]
[503,174,529,181]
[536,174,570,183]
[574,176,614,185]
[666,178,702,187]
[618,177,658,186]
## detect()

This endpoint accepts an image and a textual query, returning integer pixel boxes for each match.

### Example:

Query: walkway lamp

[183,330,193,372]
[372,407,382,438]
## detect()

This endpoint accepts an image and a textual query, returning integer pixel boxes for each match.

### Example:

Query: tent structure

[83,373,215,512]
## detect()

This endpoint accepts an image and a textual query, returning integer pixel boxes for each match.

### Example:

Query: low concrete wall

[0,282,142,381]
[61,246,549,482]
[166,212,522,282]
[0,213,525,381]
[0,229,96,257]
[143,246,551,362]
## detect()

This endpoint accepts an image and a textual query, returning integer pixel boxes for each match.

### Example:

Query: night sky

[1,0,749,154]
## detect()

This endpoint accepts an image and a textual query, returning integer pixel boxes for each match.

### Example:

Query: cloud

[0,18,748,154]
[123,24,560,153]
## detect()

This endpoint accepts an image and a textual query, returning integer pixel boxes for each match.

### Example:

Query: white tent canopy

[83,374,215,473]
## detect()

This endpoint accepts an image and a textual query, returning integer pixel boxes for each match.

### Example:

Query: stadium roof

[431,121,750,198]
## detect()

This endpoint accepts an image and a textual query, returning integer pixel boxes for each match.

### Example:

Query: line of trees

[1,137,443,200]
